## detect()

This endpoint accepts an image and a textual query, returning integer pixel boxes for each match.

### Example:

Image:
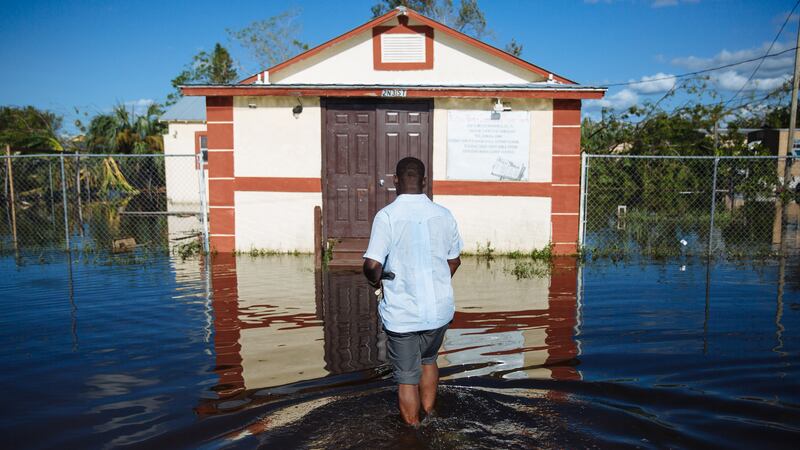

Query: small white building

[161,96,207,204]
[182,7,606,256]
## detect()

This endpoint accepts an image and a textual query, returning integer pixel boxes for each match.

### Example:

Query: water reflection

[200,255,581,414]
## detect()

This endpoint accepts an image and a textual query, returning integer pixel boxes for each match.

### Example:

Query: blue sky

[0,0,797,129]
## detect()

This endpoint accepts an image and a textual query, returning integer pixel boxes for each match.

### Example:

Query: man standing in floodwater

[363,156,463,426]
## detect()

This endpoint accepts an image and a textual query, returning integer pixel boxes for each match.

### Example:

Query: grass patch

[504,259,551,279]
[235,247,307,257]
[173,238,204,260]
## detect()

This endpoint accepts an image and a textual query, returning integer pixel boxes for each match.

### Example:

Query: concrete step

[327,258,364,269]
[331,238,369,252]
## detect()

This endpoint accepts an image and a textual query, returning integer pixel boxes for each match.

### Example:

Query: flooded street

[1,253,799,449]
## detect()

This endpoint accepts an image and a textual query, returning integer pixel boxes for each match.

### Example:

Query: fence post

[75,152,83,235]
[196,154,210,254]
[578,153,589,249]
[60,154,70,251]
[708,157,720,257]
[5,145,18,249]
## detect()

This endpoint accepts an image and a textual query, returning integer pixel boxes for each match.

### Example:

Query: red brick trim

[209,179,235,206]
[207,254,244,399]
[207,123,234,150]
[545,257,580,381]
[235,177,322,193]
[553,127,581,155]
[552,155,581,185]
[551,185,580,214]
[550,100,583,255]
[208,151,234,179]
[433,180,551,197]
[207,96,233,121]
[209,207,236,235]
[553,99,581,126]
[206,97,235,253]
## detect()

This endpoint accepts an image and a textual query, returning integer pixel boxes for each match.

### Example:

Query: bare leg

[398,383,421,425]
[419,363,439,414]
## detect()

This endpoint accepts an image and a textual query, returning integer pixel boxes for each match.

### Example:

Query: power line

[724,0,800,107]
[593,47,797,88]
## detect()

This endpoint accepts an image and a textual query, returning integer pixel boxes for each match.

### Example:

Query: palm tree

[82,103,167,198]
[85,103,165,154]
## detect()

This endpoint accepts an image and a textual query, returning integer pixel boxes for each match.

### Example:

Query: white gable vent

[381,33,426,63]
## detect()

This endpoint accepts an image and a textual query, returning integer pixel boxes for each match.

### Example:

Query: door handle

[379,179,385,187]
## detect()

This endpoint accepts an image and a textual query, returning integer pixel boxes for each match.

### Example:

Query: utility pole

[781,15,800,254]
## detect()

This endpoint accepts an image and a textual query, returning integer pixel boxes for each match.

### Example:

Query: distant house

[182,7,606,255]
[161,96,207,204]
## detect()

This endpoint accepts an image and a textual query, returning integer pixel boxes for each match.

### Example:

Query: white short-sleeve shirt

[363,194,463,333]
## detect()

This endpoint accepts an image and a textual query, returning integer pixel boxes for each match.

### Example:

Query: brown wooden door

[324,101,376,238]
[375,100,433,211]
[324,99,432,239]
[321,270,385,373]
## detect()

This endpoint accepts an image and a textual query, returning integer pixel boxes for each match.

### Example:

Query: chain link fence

[0,153,208,263]
[580,155,799,259]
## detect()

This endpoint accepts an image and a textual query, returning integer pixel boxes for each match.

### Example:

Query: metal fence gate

[0,152,209,263]
[579,154,798,258]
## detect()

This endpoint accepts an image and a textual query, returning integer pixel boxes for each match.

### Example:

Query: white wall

[436,195,551,252]
[229,97,554,252]
[433,98,553,182]
[164,122,207,204]
[233,96,321,178]
[270,18,544,85]
[235,191,322,252]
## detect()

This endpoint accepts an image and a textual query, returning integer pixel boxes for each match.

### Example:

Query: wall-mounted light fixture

[491,98,511,119]
[293,98,303,119]
[247,97,258,108]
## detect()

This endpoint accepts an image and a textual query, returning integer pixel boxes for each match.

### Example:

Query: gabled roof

[239,7,576,85]
[160,96,206,122]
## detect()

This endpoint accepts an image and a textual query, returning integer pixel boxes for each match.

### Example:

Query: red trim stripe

[235,177,322,193]
[182,86,605,99]
[433,180,550,197]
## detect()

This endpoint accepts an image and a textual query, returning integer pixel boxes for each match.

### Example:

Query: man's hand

[447,257,461,278]
[363,258,383,288]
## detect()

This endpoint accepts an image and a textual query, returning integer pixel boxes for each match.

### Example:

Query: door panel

[325,103,375,238]
[324,99,432,239]
[375,100,432,212]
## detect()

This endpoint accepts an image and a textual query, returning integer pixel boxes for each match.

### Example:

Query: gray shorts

[384,323,449,385]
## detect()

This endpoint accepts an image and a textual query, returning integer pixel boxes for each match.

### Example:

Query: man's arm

[363,211,390,288]
[447,256,461,278]
[363,258,383,288]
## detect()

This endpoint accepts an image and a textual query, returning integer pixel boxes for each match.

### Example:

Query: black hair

[395,157,425,180]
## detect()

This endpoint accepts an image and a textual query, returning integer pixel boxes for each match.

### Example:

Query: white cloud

[672,41,794,79]
[123,98,156,115]
[671,41,794,92]
[584,0,699,6]
[630,72,677,94]
[586,88,640,112]
[712,70,790,92]
[651,0,678,7]
[584,72,678,113]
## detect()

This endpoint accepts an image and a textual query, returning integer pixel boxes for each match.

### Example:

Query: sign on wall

[446,110,531,181]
